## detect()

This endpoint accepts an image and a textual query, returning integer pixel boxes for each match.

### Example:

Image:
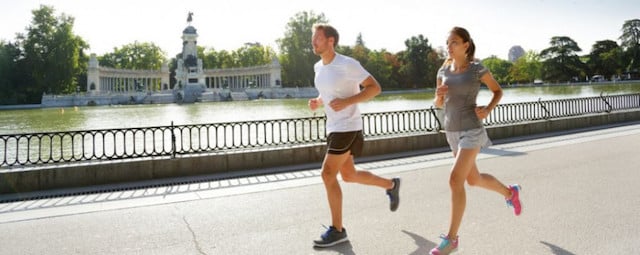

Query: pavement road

[1,123,640,255]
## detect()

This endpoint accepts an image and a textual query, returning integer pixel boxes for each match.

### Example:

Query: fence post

[429,106,444,131]
[171,121,176,159]
[599,92,613,113]
[537,98,551,120]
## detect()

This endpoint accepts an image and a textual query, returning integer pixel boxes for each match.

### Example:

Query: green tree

[234,44,276,67]
[352,33,370,66]
[399,34,435,88]
[199,47,217,69]
[386,52,407,89]
[216,50,235,69]
[619,19,640,72]
[364,50,396,88]
[335,45,353,56]
[21,5,88,100]
[277,11,328,87]
[540,36,585,82]
[100,41,166,70]
[587,40,622,79]
[482,56,513,85]
[510,51,543,84]
[0,41,23,104]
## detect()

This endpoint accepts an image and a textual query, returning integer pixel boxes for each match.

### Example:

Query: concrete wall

[41,93,176,107]
[2,109,639,195]
[40,87,320,107]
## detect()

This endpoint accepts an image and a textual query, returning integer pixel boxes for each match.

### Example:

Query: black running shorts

[326,131,364,156]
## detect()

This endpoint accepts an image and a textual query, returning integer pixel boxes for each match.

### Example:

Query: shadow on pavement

[403,230,437,255]
[540,241,576,255]
[312,241,355,255]
[0,169,321,213]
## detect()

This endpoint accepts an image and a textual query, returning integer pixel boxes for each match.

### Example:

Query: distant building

[508,45,525,62]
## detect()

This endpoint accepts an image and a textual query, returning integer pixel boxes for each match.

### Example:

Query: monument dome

[183,26,197,34]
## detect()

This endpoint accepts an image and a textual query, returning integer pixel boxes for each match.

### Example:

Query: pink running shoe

[506,184,522,216]
[429,234,458,255]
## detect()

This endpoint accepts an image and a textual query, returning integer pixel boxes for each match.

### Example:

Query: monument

[43,12,292,107]
[174,12,206,103]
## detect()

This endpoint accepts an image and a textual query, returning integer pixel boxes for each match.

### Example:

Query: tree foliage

[198,44,275,69]
[235,44,275,67]
[20,5,88,100]
[276,11,328,87]
[352,33,370,66]
[0,41,25,104]
[336,35,396,87]
[509,51,543,84]
[100,41,166,70]
[540,36,585,82]
[587,40,622,78]
[399,34,436,88]
[619,19,640,71]
[482,56,513,85]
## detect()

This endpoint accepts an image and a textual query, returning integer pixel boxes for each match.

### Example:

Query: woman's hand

[436,84,449,98]
[475,106,490,119]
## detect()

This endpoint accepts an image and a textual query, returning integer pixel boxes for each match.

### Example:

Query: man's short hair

[313,24,339,47]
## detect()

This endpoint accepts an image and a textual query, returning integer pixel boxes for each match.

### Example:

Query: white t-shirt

[314,53,370,134]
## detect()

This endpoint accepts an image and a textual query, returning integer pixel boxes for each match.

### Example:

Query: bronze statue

[187,12,193,23]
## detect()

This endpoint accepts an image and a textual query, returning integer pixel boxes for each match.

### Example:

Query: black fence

[2,93,639,168]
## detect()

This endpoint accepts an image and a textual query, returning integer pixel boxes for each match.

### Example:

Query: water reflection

[1,83,639,134]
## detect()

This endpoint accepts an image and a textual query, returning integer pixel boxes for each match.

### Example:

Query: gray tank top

[437,62,489,131]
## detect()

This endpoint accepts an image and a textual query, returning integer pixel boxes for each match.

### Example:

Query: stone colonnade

[87,54,282,94]
[92,68,171,93]
[87,54,170,94]
[203,63,281,91]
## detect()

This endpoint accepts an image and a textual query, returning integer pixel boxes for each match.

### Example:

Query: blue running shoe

[313,225,348,248]
[386,177,401,212]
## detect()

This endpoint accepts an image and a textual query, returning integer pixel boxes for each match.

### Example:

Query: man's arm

[329,76,381,111]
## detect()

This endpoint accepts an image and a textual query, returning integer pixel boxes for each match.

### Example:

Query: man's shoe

[313,226,348,248]
[386,177,401,212]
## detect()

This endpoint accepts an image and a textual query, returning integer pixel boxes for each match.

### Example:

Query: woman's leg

[447,147,480,238]
[466,162,511,198]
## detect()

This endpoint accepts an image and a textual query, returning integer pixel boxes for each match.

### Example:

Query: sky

[0,0,638,60]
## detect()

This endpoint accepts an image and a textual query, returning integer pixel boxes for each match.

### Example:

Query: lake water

[2,82,640,134]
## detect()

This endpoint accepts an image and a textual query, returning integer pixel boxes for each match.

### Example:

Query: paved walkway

[1,123,640,255]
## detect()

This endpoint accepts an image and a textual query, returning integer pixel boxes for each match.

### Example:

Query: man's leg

[339,155,400,212]
[321,151,351,231]
[339,155,393,189]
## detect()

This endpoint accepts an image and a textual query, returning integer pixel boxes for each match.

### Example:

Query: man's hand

[329,98,350,112]
[308,98,322,111]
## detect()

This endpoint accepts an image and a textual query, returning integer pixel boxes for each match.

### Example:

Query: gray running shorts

[445,127,492,152]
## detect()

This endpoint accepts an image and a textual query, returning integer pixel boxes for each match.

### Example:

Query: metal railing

[2,93,639,168]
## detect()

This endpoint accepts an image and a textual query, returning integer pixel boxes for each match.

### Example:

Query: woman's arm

[476,71,503,119]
